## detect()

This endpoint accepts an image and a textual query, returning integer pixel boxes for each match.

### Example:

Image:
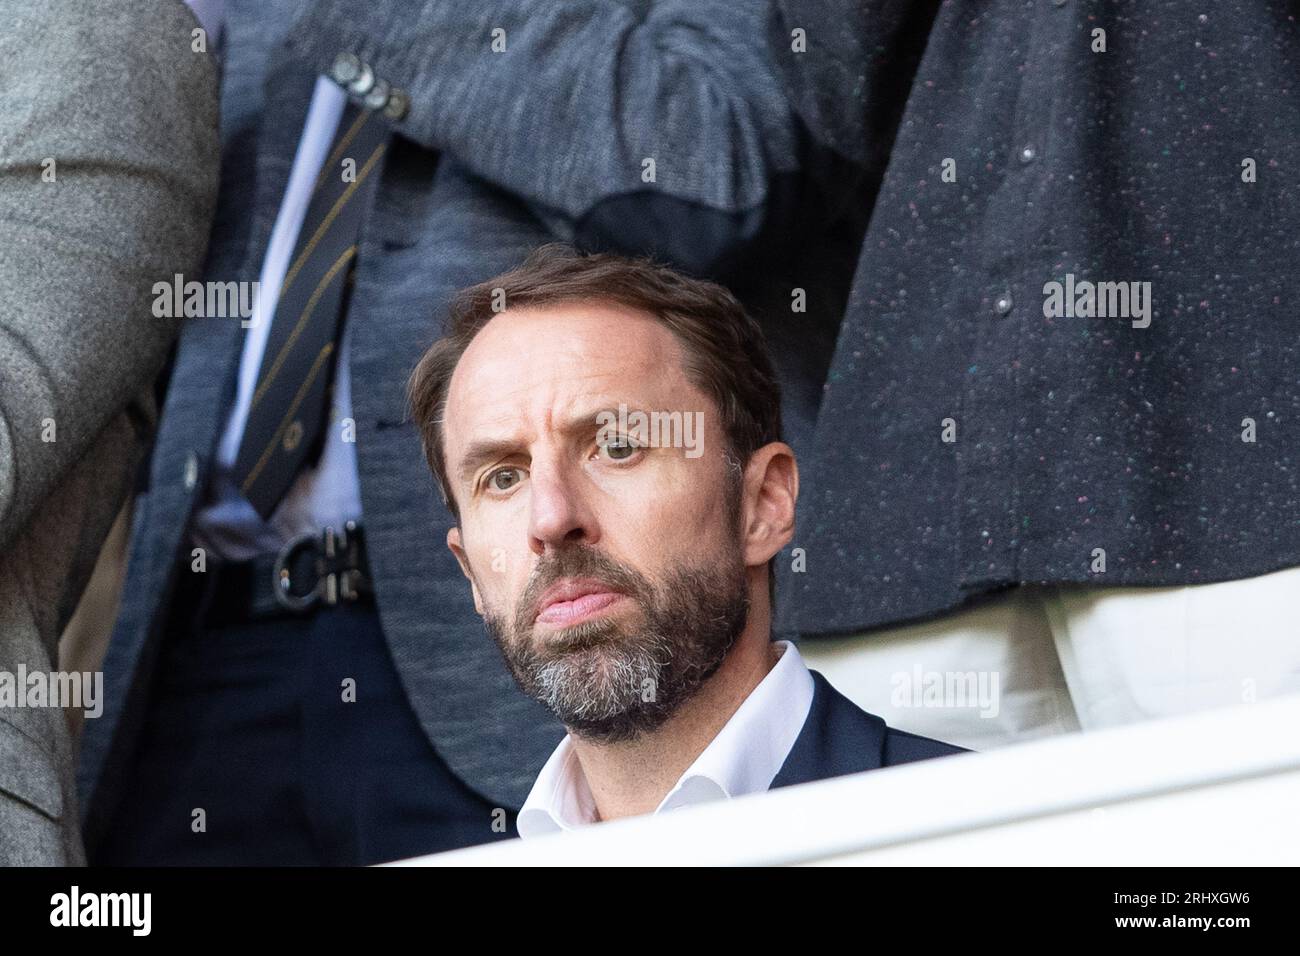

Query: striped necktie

[231,98,389,519]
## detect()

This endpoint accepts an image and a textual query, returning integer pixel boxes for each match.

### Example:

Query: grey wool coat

[0,0,218,864]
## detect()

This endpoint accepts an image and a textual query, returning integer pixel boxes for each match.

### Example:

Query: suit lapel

[769,669,888,790]
[142,39,319,517]
[241,43,321,280]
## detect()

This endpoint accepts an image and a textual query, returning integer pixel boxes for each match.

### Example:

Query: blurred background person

[769,0,1300,751]
[79,0,861,866]
[0,0,218,865]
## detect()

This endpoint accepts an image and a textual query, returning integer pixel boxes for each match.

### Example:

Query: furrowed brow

[455,402,651,482]
[456,438,523,483]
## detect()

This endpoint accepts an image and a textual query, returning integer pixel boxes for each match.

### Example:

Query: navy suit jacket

[771,670,968,790]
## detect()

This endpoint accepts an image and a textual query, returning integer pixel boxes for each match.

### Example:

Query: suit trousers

[798,565,1300,753]
[92,574,514,866]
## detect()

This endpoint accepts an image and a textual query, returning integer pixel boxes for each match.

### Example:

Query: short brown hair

[408,243,782,519]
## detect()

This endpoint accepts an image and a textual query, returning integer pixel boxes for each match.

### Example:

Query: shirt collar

[517,640,815,838]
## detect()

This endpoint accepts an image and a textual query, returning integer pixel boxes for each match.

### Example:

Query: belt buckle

[272,522,365,612]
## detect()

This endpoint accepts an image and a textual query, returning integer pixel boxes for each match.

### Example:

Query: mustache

[513,546,651,635]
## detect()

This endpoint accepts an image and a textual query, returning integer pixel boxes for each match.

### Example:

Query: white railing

[389,693,1300,865]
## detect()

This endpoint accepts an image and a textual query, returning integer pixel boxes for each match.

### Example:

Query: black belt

[183,522,375,628]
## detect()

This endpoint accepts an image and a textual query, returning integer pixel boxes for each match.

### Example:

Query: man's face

[442,302,749,742]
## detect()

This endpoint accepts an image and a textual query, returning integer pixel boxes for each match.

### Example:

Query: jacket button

[995,293,1014,316]
[330,52,362,86]
[364,79,391,112]
[383,88,410,121]
[347,63,375,97]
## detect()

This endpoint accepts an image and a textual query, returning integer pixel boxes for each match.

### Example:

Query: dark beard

[483,544,750,743]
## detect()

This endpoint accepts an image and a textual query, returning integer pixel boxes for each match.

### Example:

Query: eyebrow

[457,438,524,484]
[453,402,655,485]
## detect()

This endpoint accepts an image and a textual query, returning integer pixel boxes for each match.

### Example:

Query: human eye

[483,465,526,494]
[594,434,645,463]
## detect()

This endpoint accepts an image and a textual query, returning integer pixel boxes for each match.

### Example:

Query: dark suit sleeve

[767,0,940,171]
[765,0,874,168]
[287,0,801,273]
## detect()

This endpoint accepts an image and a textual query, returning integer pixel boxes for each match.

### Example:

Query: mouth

[533,578,629,628]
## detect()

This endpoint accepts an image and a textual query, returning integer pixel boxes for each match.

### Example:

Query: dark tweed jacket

[769,0,1300,635]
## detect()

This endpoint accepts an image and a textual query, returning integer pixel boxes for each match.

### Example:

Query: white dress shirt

[517,639,816,838]
[187,0,364,560]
